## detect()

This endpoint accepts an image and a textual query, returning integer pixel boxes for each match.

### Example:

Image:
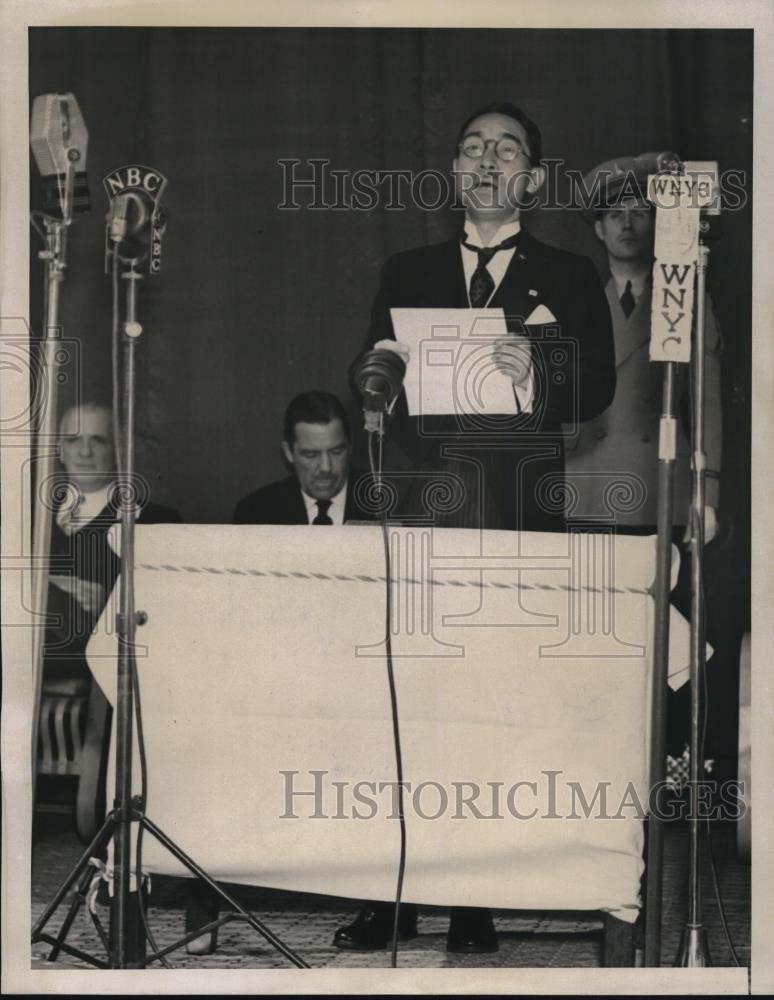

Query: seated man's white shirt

[56,483,112,534]
[461,218,535,412]
[301,480,348,525]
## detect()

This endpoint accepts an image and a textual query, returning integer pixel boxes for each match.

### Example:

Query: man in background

[41,401,179,837]
[234,390,373,526]
[564,163,722,538]
[47,402,180,636]
[565,158,726,766]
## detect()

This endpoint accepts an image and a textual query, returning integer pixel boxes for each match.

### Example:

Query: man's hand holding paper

[492,333,532,389]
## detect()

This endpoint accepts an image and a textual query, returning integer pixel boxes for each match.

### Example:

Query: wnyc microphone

[353,346,406,433]
[580,150,682,212]
[30,92,90,220]
[619,150,682,177]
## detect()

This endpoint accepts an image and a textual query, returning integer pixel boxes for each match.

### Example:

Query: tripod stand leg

[32,812,116,940]
[140,814,309,968]
[45,857,98,961]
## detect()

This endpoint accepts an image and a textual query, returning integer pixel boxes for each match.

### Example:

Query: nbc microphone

[103,165,169,273]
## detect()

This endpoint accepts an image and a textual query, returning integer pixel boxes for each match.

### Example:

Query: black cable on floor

[704,818,742,966]
[686,360,741,969]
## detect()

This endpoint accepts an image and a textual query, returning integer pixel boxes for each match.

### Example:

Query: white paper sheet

[390,308,525,416]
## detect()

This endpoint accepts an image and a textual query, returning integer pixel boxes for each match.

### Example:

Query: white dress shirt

[460,218,534,412]
[301,480,348,526]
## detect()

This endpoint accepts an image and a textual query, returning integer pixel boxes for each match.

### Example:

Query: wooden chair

[36,675,111,842]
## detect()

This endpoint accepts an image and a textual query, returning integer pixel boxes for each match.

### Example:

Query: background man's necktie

[462,233,521,308]
[313,499,333,525]
[620,280,636,318]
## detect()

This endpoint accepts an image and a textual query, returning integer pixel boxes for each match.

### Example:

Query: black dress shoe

[333,901,418,950]
[446,906,498,953]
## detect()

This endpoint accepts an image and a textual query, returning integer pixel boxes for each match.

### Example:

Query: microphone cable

[368,423,407,970]
[686,355,742,969]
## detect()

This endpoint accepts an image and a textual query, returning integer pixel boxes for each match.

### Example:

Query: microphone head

[30,92,89,175]
[580,150,682,221]
[107,191,149,238]
[651,150,682,175]
[355,348,406,412]
[30,93,90,217]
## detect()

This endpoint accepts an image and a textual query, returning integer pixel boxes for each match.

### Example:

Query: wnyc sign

[103,165,168,273]
[647,167,716,363]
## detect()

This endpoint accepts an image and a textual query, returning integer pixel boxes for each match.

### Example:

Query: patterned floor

[31,813,750,971]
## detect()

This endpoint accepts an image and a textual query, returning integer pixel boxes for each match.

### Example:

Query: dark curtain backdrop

[29,27,752,577]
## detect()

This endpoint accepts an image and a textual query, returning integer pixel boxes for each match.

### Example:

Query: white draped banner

[87,525,690,923]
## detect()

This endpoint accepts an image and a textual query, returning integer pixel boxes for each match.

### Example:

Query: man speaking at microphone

[340,103,616,953]
[355,101,616,536]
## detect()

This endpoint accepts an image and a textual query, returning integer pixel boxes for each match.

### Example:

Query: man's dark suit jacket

[366,230,616,532]
[46,490,181,677]
[233,469,376,525]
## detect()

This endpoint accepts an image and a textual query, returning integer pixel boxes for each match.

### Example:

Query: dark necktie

[462,232,522,308]
[620,280,636,318]
[313,499,333,525]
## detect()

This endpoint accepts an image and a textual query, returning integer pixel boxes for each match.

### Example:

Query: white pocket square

[525,304,557,324]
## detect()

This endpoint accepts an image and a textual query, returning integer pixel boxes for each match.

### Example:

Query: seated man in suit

[234,390,371,526]
[41,401,180,834]
[47,401,180,637]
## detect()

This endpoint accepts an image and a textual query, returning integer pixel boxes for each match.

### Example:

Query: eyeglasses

[459,136,526,163]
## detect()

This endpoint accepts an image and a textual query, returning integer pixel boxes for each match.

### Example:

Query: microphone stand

[32,252,309,970]
[645,231,714,967]
[111,260,142,964]
[644,361,678,967]
[30,163,76,803]
[675,237,712,967]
